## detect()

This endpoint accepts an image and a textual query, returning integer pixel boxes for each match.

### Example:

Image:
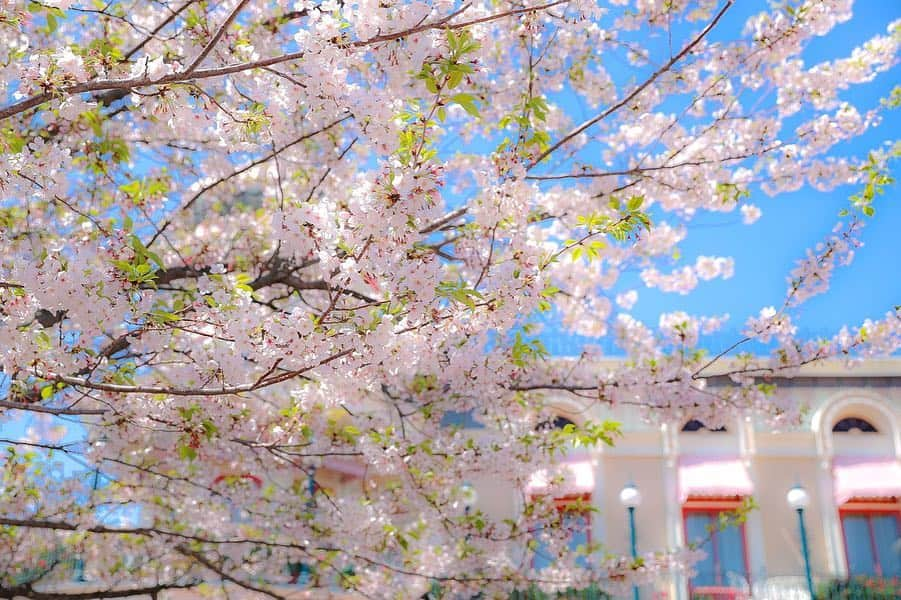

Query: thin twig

[528,0,734,168]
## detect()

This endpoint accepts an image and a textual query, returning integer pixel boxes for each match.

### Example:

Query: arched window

[536,415,576,431]
[682,419,727,433]
[551,416,576,429]
[832,417,878,433]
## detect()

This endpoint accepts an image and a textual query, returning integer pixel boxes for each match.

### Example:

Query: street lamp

[620,483,643,600]
[460,483,478,515]
[787,485,815,599]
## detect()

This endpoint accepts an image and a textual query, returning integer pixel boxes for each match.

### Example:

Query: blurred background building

[459,358,901,599]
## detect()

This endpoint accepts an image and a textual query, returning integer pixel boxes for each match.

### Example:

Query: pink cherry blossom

[0,0,899,596]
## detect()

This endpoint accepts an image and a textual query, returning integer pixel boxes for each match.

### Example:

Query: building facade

[465,358,901,599]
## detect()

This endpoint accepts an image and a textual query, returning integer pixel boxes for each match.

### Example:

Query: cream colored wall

[538,363,901,597]
[753,457,827,578]
[597,456,669,557]
[466,472,519,522]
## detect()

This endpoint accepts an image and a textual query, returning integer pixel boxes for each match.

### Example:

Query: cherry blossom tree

[1,0,899,597]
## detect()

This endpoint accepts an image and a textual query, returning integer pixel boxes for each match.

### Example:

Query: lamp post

[289,468,318,585]
[460,483,478,516]
[787,485,815,599]
[460,482,478,547]
[620,483,643,600]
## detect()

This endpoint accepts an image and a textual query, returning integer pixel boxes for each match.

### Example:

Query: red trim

[551,492,592,510]
[682,497,750,593]
[838,499,901,577]
[683,496,745,511]
[840,499,901,512]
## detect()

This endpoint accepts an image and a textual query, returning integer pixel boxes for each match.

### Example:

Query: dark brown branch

[147,114,351,247]
[528,0,734,168]
[174,545,286,600]
[0,581,200,600]
[0,399,107,415]
[0,1,569,122]
[419,206,468,234]
[36,347,353,397]
[184,0,252,75]
[124,1,199,61]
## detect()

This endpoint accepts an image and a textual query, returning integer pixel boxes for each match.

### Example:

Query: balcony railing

[691,586,749,599]
[814,577,901,600]
[508,586,611,599]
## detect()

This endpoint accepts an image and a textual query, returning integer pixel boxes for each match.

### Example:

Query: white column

[816,456,846,578]
[739,415,766,591]
[592,446,605,550]
[662,423,686,600]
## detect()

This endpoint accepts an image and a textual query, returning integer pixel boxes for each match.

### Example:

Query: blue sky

[1,2,898,516]
[537,1,901,356]
[3,3,898,421]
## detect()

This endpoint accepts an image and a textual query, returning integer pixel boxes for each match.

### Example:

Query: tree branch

[0,1,569,123]
[528,0,734,168]
[183,0,252,75]
[0,581,200,600]
[0,399,107,415]
[147,113,352,247]
[36,348,353,397]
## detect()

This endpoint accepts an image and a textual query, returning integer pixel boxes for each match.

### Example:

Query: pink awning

[526,452,595,496]
[833,458,901,504]
[678,457,753,502]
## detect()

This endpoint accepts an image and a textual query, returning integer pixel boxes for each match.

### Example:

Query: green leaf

[539,285,560,298]
[119,180,142,200]
[447,70,464,89]
[178,445,197,461]
[451,93,479,117]
[436,280,483,309]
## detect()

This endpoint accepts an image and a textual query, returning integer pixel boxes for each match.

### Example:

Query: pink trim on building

[832,457,901,504]
[678,456,753,502]
[526,451,595,495]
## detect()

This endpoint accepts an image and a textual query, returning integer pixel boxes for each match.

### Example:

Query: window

[832,417,878,433]
[529,416,592,570]
[840,503,901,578]
[682,419,727,432]
[536,415,576,431]
[531,495,591,570]
[683,500,749,596]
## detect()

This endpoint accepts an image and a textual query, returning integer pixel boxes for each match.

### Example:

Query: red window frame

[839,498,901,578]
[682,497,751,600]
[528,493,593,569]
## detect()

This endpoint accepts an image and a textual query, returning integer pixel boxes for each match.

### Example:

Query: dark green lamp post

[620,483,643,600]
[787,485,815,599]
